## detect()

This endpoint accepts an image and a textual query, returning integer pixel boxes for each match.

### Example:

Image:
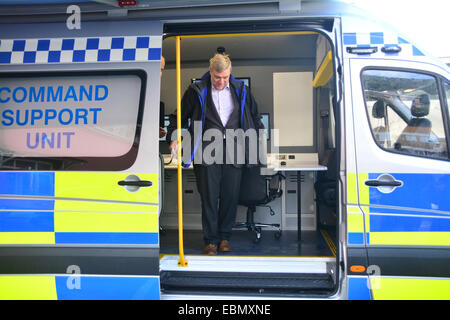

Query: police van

[0,0,449,300]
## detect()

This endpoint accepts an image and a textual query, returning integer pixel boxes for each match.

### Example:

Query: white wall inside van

[273,71,313,147]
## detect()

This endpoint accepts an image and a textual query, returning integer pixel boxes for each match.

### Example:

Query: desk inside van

[265,153,327,172]
[264,153,327,242]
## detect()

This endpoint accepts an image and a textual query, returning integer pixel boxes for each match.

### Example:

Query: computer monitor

[236,77,250,88]
[159,115,170,142]
[260,113,270,141]
[159,115,170,154]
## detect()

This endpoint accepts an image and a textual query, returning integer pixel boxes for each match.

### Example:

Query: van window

[361,69,448,160]
[0,71,145,171]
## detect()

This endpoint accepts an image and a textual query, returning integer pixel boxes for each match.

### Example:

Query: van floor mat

[160,271,334,294]
[160,230,335,257]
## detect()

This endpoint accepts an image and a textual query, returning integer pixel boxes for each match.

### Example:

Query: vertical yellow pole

[176,36,188,267]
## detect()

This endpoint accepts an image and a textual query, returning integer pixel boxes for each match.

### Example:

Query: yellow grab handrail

[166,31,317,39]
[313,50,333,88]
[176,36,188,267]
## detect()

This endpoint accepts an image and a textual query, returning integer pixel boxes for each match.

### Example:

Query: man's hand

[169,140,178,153]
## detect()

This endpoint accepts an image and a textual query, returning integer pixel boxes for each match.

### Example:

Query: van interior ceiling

[158,30,339,295]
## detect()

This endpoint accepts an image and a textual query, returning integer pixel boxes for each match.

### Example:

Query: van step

[160,271,334,294]
[159,255,334,273]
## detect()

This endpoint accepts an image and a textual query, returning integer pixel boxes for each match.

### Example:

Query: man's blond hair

[209,53,232,73]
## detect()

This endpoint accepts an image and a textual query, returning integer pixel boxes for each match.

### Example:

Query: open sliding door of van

[0,20,164,300]
[158,17,342,298]
[349,57,450,300]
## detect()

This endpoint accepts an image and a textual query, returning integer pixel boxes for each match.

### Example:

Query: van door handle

[365,180,402,187]
[118,174,153,192]
[118,180,153,187]
[364,174,403,194]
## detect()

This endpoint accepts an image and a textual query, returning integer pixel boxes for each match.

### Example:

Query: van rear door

[349,57,450,299]
[0,20,163,300]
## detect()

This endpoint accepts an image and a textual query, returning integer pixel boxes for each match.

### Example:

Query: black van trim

[0,246,160,276]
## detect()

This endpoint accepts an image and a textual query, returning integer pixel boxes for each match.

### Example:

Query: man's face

[210,67,231,91]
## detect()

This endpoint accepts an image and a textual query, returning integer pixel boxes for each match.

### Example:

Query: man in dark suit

[167,53,263,255]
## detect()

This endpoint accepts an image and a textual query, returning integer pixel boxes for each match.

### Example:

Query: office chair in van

[235,166,284,243]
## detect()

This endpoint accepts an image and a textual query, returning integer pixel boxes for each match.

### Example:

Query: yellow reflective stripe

[54,172,158,204]
[369,232,450,246]
[347,205,365,234]
[360,206,369,214]
[0,276,57,300]
[358,172,369,205]
[347,173,358,204]
[371,277,450,300]
[54,212,158,233]
[0,232,55,245]
[347,213,364,233]
[365,214,370,232]
[347,205,360,213]
[55,200,157,213]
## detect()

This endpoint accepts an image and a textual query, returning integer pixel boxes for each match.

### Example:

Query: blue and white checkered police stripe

[0,35,162,64]
[343,32,424,57]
